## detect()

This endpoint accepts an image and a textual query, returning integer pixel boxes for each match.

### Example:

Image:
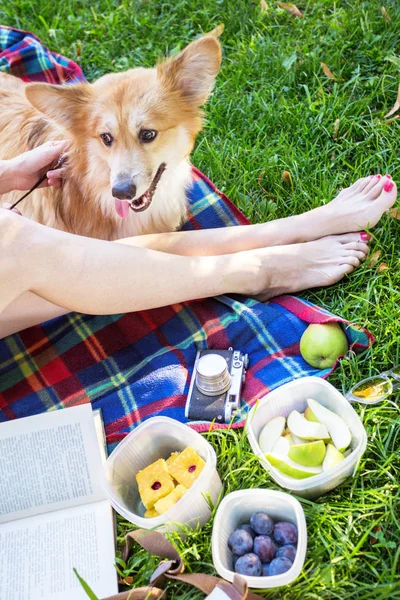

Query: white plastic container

[212,489,307,589]
[104,417,222,532]
[246,377,367,499]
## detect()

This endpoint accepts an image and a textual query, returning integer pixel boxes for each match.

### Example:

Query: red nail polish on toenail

[385,174,392,179]
[376,174,382,179]
[361,232,372,241]
[384,180,394,192]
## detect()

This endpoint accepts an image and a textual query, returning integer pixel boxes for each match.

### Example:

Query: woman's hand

[0,140,67,195]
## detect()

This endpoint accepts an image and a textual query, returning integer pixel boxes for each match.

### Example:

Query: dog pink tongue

[114,199,130,220]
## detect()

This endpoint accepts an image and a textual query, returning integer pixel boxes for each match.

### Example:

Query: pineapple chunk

[168,447,205,488]
[136,458,175,509]
[154,484,187,514]
[144,508,160,519]
[166,451,180,469]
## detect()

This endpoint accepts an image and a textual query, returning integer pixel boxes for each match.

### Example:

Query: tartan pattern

[0,26,84,83]
[0,28,373,451]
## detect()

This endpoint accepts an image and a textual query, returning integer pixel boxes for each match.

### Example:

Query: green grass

[2,0,400,597]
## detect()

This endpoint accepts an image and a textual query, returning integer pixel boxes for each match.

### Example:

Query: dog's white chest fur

[109,159,193,239]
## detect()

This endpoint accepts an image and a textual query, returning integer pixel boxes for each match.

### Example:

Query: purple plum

[253,535,277,564]
[276,544,296,562]
[261,563,270,576]
[273,522,298,546]
[268,557,293,576]
[250,512,274,536]
[228,529,253,556]
[237,523,256,539]
[235,553,262,577]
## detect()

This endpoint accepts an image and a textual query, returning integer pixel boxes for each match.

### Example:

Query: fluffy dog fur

[0,36,221,240]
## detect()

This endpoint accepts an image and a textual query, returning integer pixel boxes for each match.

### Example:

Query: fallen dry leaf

[282,170,293,184]
[118,576,134,586]
[389,207,400,219]
[321,62,337,80]
[278,2,304,18]
[333,118,340,140]
[370,525,383,545]
[369,250,381,266]
[260,0,269,13]
[76,42,82,58]
[378,263,389,272]
[207,23,225,38]
[384,115,400,125]
[384,83,400,118]
[381,7,391,23]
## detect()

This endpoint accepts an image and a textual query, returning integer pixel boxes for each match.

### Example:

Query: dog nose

[112,180,137,201]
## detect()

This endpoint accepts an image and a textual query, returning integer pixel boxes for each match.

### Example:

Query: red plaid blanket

[0,27,372,450]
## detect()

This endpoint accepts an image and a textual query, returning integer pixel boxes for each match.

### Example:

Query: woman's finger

[46,167,66,180]
[22,140,68,172]
[48,178,62,188]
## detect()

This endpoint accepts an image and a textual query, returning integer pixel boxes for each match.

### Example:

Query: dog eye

[139,129,158,143]
[100,133,113,147]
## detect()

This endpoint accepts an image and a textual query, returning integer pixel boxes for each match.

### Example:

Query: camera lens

[196,354,231,396]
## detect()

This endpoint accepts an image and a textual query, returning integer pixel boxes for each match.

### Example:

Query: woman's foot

[312,174,397,237]
[249,232,369,301]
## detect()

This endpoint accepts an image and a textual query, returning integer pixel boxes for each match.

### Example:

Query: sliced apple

[307,399,351,452]
[288,440,326,467]
[271,436,291,456]
[323,443,345,471]
[283,432,294,445]
[287,410,330,441]
[291,433,307,445]
[258,416,286,453]
[304,406,319,422]
[266,453,322,479]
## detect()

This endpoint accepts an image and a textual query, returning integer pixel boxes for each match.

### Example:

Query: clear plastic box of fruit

[258,398,351,479]
[228,511,298,577]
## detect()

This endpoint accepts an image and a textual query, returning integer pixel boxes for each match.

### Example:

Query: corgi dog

[0,36,221,240]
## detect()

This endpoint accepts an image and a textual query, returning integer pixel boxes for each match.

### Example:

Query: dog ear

[157,36,222,107]
[25,83,92,129]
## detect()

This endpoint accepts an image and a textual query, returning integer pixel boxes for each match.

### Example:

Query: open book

[0,404,118,600]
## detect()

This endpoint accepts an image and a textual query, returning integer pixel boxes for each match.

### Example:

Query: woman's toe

[342,254,361,268]
[343,241,369,255]
[336,233,367,244]
[360,175,383,198]
[377,179,398,209]
[354,176,375,193]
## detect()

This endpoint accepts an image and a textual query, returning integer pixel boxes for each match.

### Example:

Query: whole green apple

[300,323,348,369]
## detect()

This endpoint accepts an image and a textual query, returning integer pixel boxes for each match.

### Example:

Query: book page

[0,404,107,524]
[0,500,118,600]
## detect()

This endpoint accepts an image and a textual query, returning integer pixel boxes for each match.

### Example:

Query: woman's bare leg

[0,209,370,318]
[0,293,68,338]
[0,174,396,336]
[116,174,397,255]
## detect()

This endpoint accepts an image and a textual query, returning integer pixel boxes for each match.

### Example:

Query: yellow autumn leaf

[260,0,269,13]
[278,2,304,18]
[384,84,400,118]
[389,207,400,219]
[378,263,389,272]
[320,62,336,80]
[369,250,381,266]
[333,118,340,140]
[381,7,391,23]
[282,170,293,184]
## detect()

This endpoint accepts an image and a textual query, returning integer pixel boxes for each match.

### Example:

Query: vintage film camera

[185,348,249,423]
